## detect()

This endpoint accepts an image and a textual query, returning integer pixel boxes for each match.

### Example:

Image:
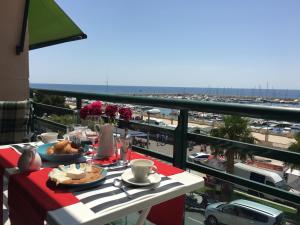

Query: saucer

[121,168,161,187]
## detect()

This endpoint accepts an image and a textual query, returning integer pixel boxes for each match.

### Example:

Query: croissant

[63,143,79,154]
[54,140,69,150]
[46,140,79,155]
[47,146,55,155]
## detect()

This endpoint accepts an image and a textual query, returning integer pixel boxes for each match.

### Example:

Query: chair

[0,100,30,145]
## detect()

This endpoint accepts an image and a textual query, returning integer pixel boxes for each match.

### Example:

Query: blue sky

[29,0,300,89]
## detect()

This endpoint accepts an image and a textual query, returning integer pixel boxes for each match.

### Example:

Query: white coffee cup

[37,132,58,143]
[131,159,157,182]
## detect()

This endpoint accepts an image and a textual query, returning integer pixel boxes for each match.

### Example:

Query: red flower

[80,101,102,119]
[105,105,118,118]
[79,105,89,119]
[89,101,102,116]
[91,101,102,108]
[119,107,132,121]
[87,104,93,111]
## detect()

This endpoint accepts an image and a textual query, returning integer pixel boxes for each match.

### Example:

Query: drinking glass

[86,132,98,165]
[117,135,132,166]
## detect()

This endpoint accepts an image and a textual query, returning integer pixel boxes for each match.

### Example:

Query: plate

[49,164,107,188]
[121,168,161,187]
[37,142,86,162]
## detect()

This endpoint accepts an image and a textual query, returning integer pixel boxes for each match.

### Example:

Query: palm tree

[288,133,300,170]
[209,116,255,201]
[210,115,255,173]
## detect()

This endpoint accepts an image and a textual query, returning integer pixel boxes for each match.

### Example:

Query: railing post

[76,98,82,124]
[146,112,150,149]
[173,109,188,169]
[29,89,34,99]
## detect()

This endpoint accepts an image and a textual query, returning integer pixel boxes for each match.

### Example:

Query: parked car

[233,163,300,202]
[291,123,300,131]
[205,199,285,225]
[188,152,210,163]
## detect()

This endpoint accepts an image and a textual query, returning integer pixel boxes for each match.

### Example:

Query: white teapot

[17,146,42,173]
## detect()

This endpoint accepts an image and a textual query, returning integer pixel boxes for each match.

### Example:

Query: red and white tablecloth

[0,143,203,225]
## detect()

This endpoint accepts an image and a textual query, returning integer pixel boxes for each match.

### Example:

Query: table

[0,142,203,225]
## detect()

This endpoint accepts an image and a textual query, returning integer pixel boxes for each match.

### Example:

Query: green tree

[34,92,67,108]
[288,133,300,170]
[48,114,75,125]
[210,115,255,201]
[210,115,255,173]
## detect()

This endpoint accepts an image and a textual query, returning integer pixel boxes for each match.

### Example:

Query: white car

[205,199,285,225]
[188,152,210,163]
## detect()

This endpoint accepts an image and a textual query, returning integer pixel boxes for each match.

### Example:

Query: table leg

[135,207,151,225]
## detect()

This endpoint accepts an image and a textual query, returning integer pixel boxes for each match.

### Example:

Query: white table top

[0,143,204,225]
[46,171,204,225]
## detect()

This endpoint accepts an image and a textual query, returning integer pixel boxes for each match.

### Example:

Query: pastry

[47,146,55,155]
[53,140,69,150]
[48,163,103,185]
[46,140,79,155]
[63,143,79,154]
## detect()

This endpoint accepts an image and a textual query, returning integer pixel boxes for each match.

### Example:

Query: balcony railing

[30,88,300,207]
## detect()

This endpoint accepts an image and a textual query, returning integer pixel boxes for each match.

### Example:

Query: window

[238,207,268,223]
[222,205,238,215]
[275,180,290,191]
[255,213,268,223]
[266,180,275,186]
[250,172,265,183]
[238,207,254,219]
[216,204,225,209]
[275,214,285,225]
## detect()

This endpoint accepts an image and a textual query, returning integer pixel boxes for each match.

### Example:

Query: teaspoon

[113,179,133,199]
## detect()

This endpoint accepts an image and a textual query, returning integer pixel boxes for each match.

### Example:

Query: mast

[106,76,108,93]
[266,81,269,98]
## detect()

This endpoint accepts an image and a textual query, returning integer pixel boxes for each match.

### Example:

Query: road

[185,211,206,225]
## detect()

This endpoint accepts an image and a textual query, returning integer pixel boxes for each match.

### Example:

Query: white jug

[95,123,115,158]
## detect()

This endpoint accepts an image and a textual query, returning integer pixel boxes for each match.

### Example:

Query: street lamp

[146,108,160,148]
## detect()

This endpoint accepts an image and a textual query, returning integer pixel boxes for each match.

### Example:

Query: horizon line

[30,82,300,92]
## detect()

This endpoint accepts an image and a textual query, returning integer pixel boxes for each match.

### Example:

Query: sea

[30,83,300,99]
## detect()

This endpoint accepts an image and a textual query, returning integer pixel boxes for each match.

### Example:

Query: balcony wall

[0,0,29,101]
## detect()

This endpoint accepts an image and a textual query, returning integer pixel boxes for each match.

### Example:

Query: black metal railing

[30,88,300,205]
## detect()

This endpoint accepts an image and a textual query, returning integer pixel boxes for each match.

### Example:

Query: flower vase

[95,123,116,158]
